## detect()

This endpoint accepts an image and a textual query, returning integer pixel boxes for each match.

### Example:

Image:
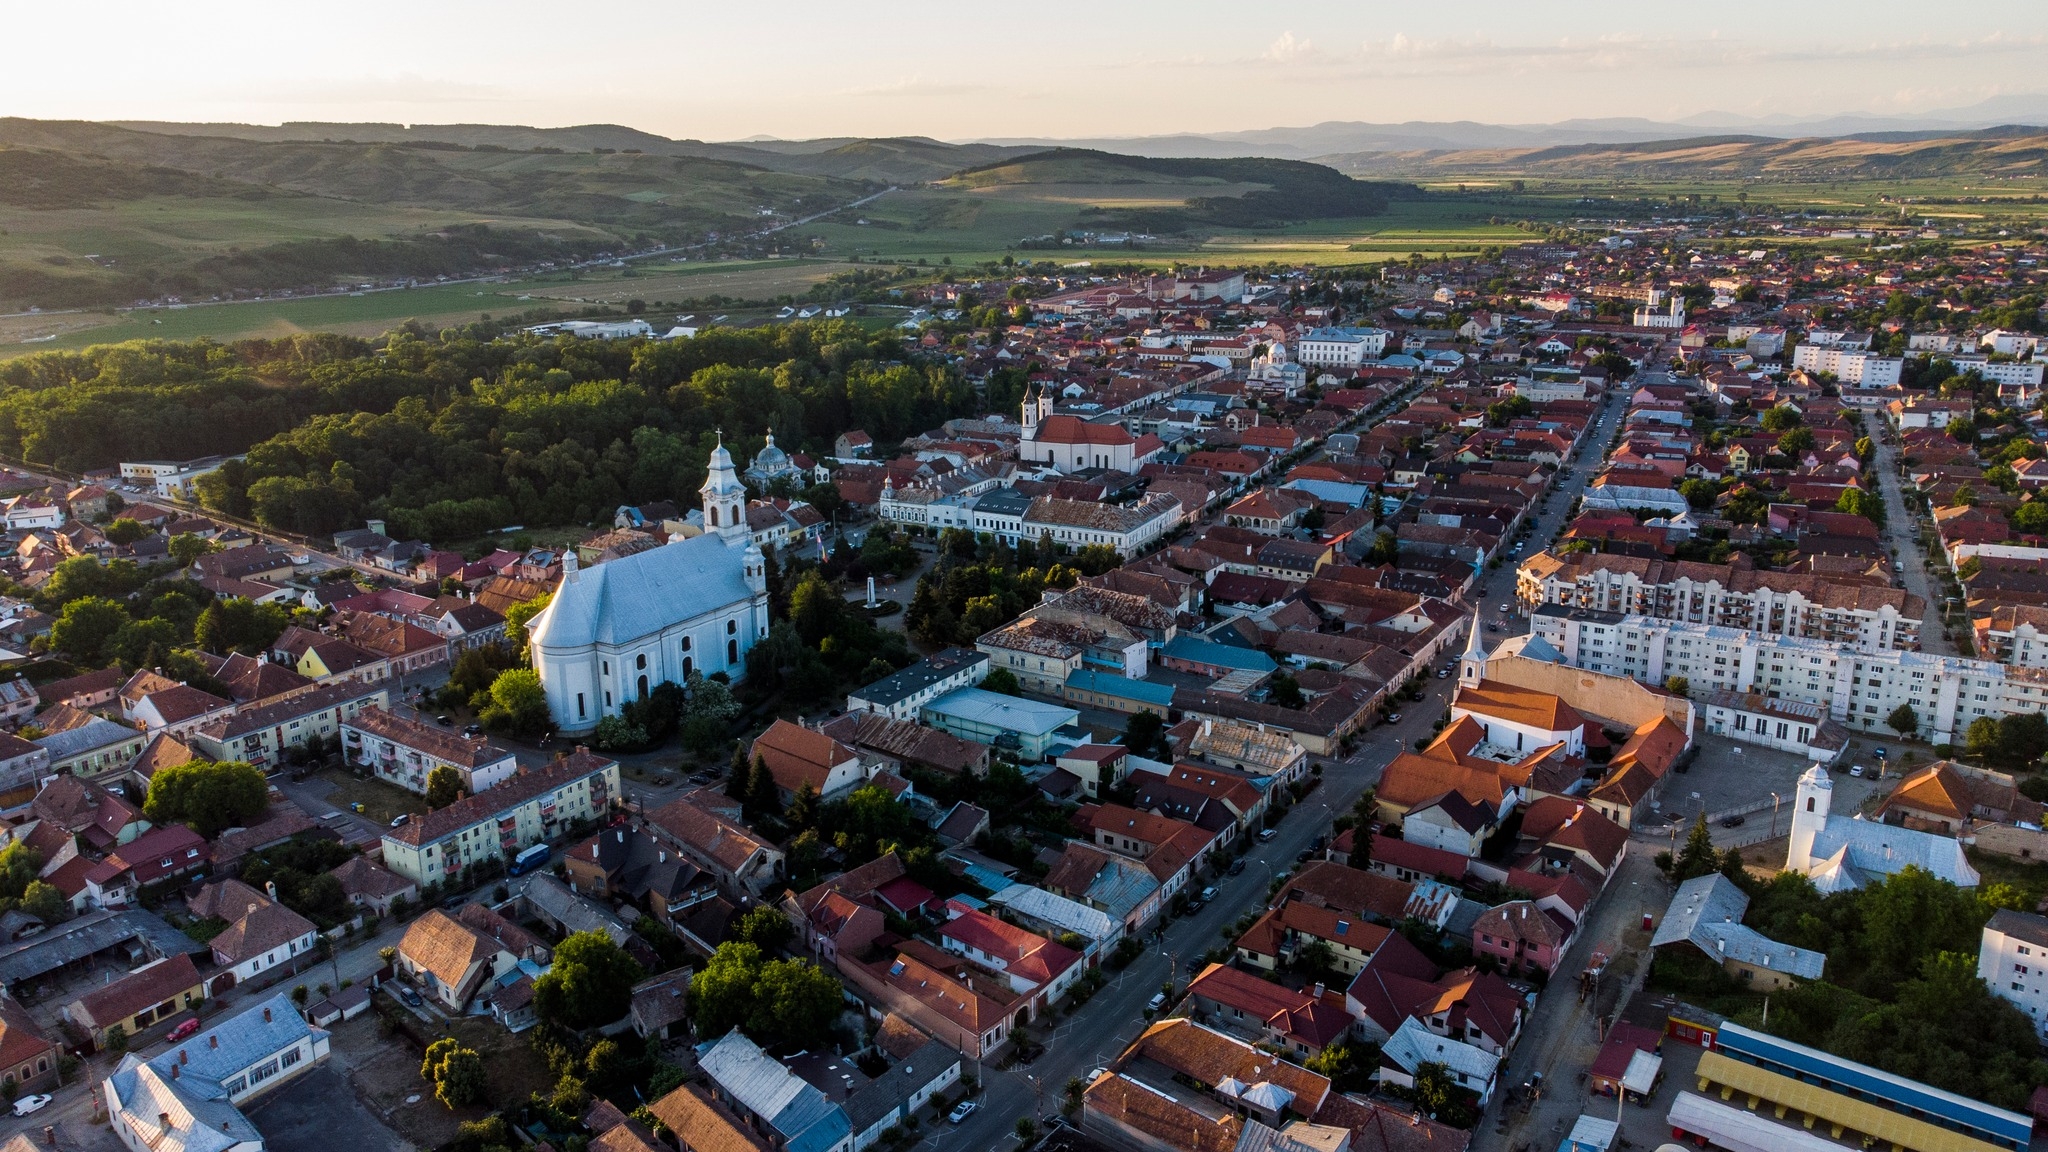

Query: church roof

[1794,767,1979,891]
[528,535,756,650]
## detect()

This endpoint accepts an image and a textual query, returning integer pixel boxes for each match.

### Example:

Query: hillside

[942,148,1409,230]
[0,120,868,310]
[1317,126,2048,179]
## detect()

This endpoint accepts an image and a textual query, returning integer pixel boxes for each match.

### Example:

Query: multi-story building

[342,705,519,795]
[1981,909,2048,1039]
[189,681,389,768]
[1518,551,1923,652]
[1293,326,1391,368]
[846,647,988,721]
[104,993,327,1152]
[378,749,619,886]
[1530,606,2048,745]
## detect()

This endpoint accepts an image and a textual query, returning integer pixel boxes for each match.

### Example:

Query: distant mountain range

[103,93,2048,178]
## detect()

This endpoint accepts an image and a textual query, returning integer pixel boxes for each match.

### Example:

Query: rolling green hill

[1318,126,2048,179]
[942,148,1411,230]
[0,119,869,311]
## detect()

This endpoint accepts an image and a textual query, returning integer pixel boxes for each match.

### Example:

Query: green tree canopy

[480,668,549,738]
[533,930,644,1031]
[144,759,268,838]
[49,596,129,664]
[424,766,467,811]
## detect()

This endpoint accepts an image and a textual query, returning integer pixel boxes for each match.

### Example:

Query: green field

[0,257,852,355]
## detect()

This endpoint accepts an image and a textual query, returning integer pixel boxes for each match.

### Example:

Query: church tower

[1022,381,1042,432]
[700,432,748,543]
[1787,763,1832,873]
[1459,609,1489,688]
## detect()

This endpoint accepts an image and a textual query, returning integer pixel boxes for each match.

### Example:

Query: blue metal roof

[1161,635,1277,674]
[1715,1023,2032,1146]
[1064,669,1175,705]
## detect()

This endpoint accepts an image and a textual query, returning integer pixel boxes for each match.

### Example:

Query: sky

[9,1,2048,141]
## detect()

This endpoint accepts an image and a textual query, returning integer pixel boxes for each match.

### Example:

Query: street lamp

[1768,792,1781,840]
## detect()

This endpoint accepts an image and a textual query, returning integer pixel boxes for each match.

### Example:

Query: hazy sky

[10,1,2048,140]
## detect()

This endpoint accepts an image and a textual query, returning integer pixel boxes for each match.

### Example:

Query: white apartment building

[1516,551,1923,652]
[1981,910,2048,1039]
[1790,344,1902,387]
[1946,356,2046,388]
[1293,326,1390,368]
[1529,606,2048,745]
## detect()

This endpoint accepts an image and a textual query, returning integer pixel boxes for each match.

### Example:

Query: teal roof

[1161,635,1278,674]
[1064,669,1175,705]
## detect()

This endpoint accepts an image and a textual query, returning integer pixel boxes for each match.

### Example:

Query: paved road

[1869,429,1954,655]
[940,376,1633,1148]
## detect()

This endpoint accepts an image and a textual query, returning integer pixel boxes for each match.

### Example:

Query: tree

[2014,501,2048,536]
[1948,414,1978,444]
[787,781,820,831]
[788,570,844,647]
[978,667,1022,696]
[1953,484,1979,508]
[49,596,129,664]
[533,930,644,1030]
[1294,940,1338,984]
[1777,427,1815,456]
[1760,405,1802,433]
[480,668,549,738]
[20,881,68,925]
[193,597,290,655]
[1887,703,1921,739]
[1412,1061,1456,1117]
[503,592,552,659]
[103,518,148,546]
[747,958,844,1047]
[422,1038,486,1109]
[1671,815,1721,882]
[1678,478,1719,510]
[690,941,766,1039]
[1123,710,1165,759]
[1366,531,1399,565]
[732,906,794,954]
[168,532,216,568]
[1269,672,1305,709]
[1665,676,1690,698]
[144,760,268,838]
[746,754,781,818]
[424,766,467,811]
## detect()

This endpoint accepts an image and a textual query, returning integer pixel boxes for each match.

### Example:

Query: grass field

[0,257,852,355]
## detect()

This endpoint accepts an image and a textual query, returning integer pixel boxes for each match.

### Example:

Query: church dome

[751,431,789,472]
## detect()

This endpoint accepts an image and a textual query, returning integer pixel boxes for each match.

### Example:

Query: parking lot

[249,1062,411,1152]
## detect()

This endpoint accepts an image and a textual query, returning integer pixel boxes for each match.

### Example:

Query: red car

[166,1017,201,1042]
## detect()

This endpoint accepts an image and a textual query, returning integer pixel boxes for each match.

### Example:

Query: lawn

[314,767,429,827]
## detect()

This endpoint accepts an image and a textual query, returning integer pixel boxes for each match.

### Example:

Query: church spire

[1459,608,1489,687]
[700,429,747,542]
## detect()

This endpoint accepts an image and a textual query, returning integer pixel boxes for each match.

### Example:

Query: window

[576,693,586,720]
[728,639,739,664]
[636,653,647,670]
[727,619,738,636]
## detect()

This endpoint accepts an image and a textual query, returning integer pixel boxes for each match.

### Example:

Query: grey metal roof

[34,717,142,760]
[145,992,322,1089]
[523,874,634,948]
[0,908,203,987]
[528,533,757,651]
[1987,908,2048,950]
[971,487,1034,517]
[697,1028,852,1152]
[1653,874,1826,981]
[844,1039,959,1132]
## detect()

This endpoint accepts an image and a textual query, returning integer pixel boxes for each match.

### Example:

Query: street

[1868,427,1954,655]
[942,381,1632,1148]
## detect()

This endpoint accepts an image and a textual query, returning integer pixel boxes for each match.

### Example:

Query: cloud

[1262,31,1316,63]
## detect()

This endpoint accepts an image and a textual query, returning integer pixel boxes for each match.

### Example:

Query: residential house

[342,705,519,795]
[1471,901,1572,976]
[751,720,866,802]
[645,790,785,900]
[104,994,328,1152]
[936,903,1083,1017]
[188,879,319,987]
[329,856,417,917]
[84,825,209,908]
[378,749,619,886]
[397,908,522,1012]
[61,953,205,1050]
[1182,963,1352,1059]
[1652,874,1826,992]
[695,1027,854,1152]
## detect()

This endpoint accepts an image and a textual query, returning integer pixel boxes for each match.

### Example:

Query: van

[509,843,552,877]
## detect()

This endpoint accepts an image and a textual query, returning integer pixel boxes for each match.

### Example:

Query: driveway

[248,1062,412,1152]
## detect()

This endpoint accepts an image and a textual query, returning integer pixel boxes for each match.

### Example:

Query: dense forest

[0,321,971,542]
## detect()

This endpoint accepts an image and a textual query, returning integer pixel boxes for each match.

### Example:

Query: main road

[935,381,1631,1150]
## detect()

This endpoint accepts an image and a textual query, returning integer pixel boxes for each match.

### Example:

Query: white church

[1784,764,1978,893]
[527,436,770,735]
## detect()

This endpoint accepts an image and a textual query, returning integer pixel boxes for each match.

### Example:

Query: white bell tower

[700,431,748,543]
[1459,609,1490,688]
[1787,763,1833,874]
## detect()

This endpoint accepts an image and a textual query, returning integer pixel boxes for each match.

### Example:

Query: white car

[12,1093,51,1117]
[948,1101,978,1124]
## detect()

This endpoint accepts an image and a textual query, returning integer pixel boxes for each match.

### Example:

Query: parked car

[12,1094,51,1117]
[948,1101,978,1124]
[1718,814,1746,828]
[396,985,424,1008]
[1849,764,1865,777]
[167,1017,202,1042]
[1200,886,1218,903]
[463,723,482,737]
[1147,992,1168,1012]
[435,715,452,726]
[1226,859,1246,876]
[1386,712,1403,724]
[1257,828,1277,842]
[389,813,411,828]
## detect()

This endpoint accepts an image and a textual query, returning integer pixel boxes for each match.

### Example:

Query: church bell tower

[700,432,748,543]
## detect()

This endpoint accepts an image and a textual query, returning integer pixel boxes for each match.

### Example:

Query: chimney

[564,551,581,582]
[265,881,278,901]
[160,1112,172,1128]
[262,1006,271,1023]
[1312,982,1325,999]
[209,1035,218,1049]
[178,1049,187,1065]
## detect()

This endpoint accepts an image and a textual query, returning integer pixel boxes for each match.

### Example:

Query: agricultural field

[0,257,854,356]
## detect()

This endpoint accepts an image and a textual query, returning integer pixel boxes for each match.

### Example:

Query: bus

[509,843,552,877]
